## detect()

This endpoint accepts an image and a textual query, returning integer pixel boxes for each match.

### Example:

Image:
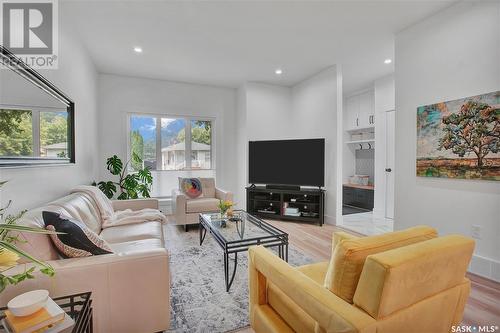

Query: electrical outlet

[471,225,482,239]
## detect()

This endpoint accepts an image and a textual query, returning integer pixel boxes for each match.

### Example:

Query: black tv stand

[265,184,300,191]
[246,186,325,226]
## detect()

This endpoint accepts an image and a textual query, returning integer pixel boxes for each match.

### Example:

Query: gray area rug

[164,224,315,333]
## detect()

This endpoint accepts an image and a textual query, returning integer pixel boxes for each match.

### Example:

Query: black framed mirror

[0,45,75,167]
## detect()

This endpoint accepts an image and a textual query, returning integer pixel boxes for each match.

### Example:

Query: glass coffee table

[199,210,288,292]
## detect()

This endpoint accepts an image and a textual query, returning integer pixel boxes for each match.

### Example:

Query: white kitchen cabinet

[345,97,359,129]
[345,90,374,130]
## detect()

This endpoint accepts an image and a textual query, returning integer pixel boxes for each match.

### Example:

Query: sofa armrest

[0,249,170,333]
[215,187,233,202]
[248,246,375,333]
[171,189,187,224]
[112,198,159,211]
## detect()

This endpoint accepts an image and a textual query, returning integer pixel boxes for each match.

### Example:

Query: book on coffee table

[4,298,65,333]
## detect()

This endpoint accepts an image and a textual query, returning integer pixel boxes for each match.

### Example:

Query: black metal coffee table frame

[199,211,288,292]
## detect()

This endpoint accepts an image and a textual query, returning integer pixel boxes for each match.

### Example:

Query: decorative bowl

[7,289,49,317]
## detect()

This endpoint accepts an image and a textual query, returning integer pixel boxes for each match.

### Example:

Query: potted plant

[218,200,235,220]
[94,153,153,200]
[0,181,57,293]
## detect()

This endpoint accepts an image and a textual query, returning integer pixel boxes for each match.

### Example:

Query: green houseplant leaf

[97,181,117,199]
[106,155,123,175]
[137,167,153,185]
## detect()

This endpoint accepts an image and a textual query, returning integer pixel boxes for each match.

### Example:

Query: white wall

[0,17,99,213]
[237,67,339,222]
[97,74,238,197]
[373,74,395,217]
[395,1,500,281]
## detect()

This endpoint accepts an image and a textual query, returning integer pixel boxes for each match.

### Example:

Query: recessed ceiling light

[384,59,392,64]
[134,46,143,53]
[275,68,283,75]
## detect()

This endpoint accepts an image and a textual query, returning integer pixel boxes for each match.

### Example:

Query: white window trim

[126,112,216,172]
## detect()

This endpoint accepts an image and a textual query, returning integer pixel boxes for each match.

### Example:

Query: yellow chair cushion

[353,235,474,319]
[324,226,437,303]
[297,262,329,285]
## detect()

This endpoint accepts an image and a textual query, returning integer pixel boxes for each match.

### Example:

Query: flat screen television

[249,138,325,187]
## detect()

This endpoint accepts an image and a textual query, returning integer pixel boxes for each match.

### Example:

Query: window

[130,115,157,171]
[0,108,71,161]
[0,109,33,157]
[129,114,213,171]
[40,111,69,158]
[161,118,186,170]
[190,120,212,169]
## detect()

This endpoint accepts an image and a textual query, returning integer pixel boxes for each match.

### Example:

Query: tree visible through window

[0,109,33,157]
[130,116,157,171]
[191,120,211,169]
[40,111,68,158]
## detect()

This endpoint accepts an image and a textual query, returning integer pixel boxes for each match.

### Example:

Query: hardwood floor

[235,220,500,332]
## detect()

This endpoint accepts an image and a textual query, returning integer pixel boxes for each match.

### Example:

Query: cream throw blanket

[70,185,167,228]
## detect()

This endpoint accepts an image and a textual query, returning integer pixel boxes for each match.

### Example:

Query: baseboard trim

[469,254,500,283]
[324,214,336,225]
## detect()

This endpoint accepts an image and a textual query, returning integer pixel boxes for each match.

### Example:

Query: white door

[385,110,395,219]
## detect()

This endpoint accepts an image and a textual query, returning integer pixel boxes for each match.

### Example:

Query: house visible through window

[129,114,213,171]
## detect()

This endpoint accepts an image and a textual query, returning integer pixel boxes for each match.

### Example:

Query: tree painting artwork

[416,91,500,181]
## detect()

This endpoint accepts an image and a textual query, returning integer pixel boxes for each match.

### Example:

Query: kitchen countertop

[343,183,375,190]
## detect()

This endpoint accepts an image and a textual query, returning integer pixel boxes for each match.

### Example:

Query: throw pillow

[180,177,204,199]
[323,225,437,303]
[42,211,113,258]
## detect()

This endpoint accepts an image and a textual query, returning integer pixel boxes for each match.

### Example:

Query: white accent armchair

[171,178,233,231]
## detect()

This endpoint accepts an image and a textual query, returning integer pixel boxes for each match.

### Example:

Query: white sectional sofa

[0,192,170,333]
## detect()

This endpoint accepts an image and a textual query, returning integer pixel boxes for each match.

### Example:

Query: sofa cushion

[49,193,102,234]
[43,211,113,258]
[99,221,162,244]
[324,226,437,303]
[199,178,216,198]
[353,235,474,320]
[109,238,164,255]
[186,198,219,213]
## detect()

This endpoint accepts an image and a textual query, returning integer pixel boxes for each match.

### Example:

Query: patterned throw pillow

[42,211,113,258]
[180,178,204,199]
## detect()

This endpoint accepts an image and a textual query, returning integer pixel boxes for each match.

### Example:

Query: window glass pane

[191,120,212,169]
[130,115,157,171]
[161,118,186,170]
[0,109,33,157]
[40,111,68,158]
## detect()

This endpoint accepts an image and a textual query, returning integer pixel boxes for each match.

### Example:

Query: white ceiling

[62,0,454,93]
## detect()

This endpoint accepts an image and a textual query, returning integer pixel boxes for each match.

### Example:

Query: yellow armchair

[248,229,474,333]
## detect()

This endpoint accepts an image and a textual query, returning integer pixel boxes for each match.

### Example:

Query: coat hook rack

[359,144,363,150]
